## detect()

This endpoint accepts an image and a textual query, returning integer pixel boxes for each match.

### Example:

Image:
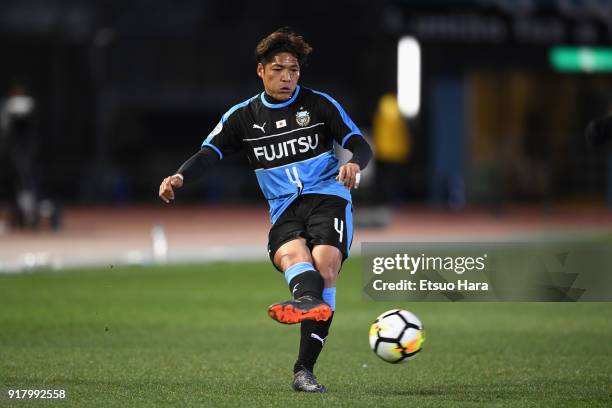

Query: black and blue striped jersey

[201,85,364,224]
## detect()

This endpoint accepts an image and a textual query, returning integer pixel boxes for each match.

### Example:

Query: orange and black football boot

[267,295,331,325]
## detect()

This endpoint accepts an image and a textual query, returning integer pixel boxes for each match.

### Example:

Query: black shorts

[268,194,353,271]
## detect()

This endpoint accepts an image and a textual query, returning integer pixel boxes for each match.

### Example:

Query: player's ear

[257,63,264,79]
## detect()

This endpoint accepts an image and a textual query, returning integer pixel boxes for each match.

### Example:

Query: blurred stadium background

[2,0,612,271]
[2,2,612,406]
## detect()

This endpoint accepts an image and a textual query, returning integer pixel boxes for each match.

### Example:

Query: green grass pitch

[1,259,611,407]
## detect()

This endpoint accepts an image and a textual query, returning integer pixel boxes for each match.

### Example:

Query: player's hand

[159,174,183,203]
[336,163,361,190]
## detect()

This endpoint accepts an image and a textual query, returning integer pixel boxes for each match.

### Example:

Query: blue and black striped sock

[284,262,324,299]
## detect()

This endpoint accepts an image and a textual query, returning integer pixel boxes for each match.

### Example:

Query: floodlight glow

[397,36,421,118]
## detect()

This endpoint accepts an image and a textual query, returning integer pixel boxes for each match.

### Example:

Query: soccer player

[159,28,372,393]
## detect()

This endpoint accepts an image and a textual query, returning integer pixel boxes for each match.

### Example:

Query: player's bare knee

[281,253,312,271]
[275,251,312,272]
[274,239,312,271]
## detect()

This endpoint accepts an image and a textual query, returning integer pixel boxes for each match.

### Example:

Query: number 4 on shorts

[334,217,344,243]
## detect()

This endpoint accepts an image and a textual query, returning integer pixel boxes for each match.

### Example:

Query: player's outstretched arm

[337,163,361,190]
[159,174,183,203]
[337,136,373,190]
[158,147,220,203]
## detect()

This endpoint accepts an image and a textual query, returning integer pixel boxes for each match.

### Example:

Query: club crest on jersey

[295,110,310,127]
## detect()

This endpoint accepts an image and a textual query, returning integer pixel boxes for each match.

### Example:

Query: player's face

[257,52,300,101]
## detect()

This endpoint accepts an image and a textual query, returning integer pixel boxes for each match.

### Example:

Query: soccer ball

[369,309,425,364]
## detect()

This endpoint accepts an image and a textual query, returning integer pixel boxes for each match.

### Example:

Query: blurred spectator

[0,81,40,229]
[372,93,411,204]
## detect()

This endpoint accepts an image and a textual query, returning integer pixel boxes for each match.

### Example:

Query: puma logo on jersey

[253,134,319,162]
[252,122,266,134]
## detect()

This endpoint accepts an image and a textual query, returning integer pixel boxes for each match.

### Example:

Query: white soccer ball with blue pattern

[369,309,425,364]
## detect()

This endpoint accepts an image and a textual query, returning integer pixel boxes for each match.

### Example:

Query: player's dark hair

[255,27,312,66]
